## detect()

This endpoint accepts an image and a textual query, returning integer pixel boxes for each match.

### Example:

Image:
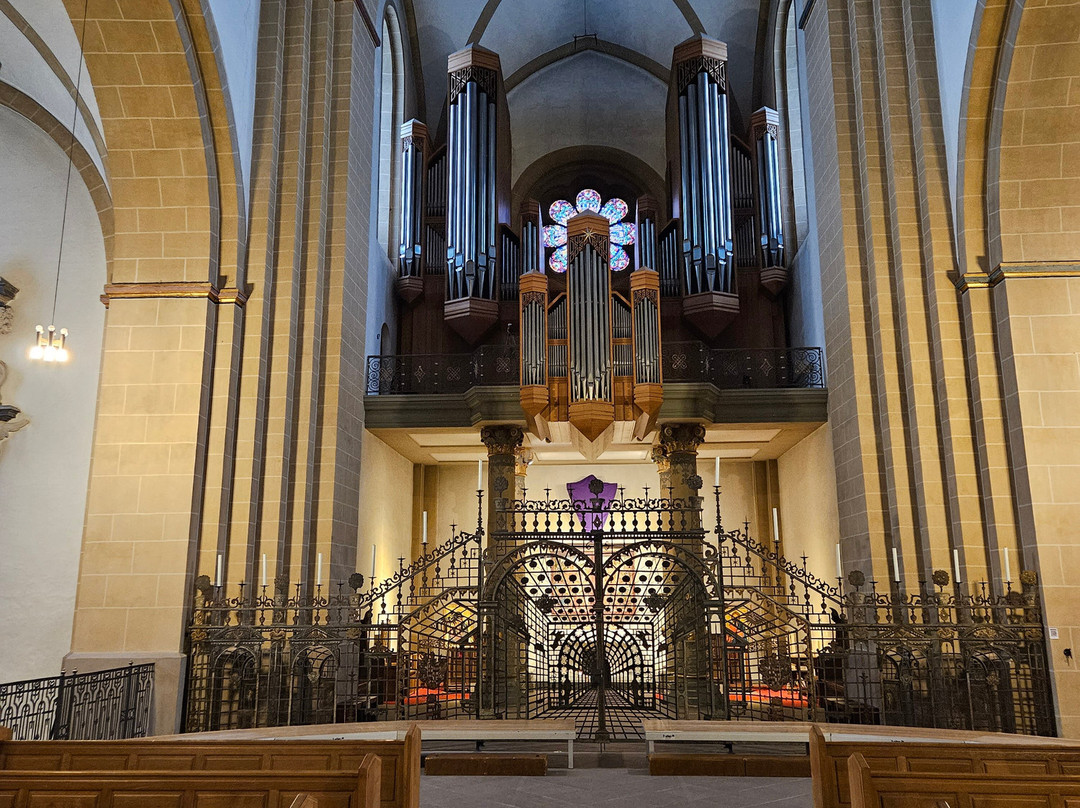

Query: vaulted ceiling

[406,0,767,193]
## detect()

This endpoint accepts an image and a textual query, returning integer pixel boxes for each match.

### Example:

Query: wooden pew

[847,751,1080,808]
[0,755,380,808]
[291,795,319,808]
[810,725,1080,808]
[0,725,419,808]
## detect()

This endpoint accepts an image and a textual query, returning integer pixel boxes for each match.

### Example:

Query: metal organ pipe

[397,120,427,278]
[752,107,785,269]
[674,38,735,295]
[445,52,500,303]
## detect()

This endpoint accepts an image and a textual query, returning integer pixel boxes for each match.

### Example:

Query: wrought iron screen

[185,486,1054,739]
[0,663,154,740]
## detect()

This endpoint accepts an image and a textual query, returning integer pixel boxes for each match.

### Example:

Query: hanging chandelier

[29,0,88,364]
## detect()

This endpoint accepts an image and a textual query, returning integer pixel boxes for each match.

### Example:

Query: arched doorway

[482,493,721,740]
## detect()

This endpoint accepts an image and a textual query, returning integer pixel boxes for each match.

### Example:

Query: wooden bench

[0,726,419,808]
[397,720,577,769]
[0,758,380,807]
[847,751,1080,808]
[425,753,547,776]
[649,752,811,777]
[810,725,1080,808]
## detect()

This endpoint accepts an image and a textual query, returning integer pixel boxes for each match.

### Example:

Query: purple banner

[567,475,618,531]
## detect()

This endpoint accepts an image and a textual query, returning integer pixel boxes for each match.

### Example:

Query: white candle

[1003,547,1011,581]
[316,552,323,586]
[422,510,428,543]
[952,549,961,584]
[892,547,900,582]
[477,459,483,491]
[772,508,780,543]
[714,456,720,482]
[215,553,222,587]
[836,543,843,578]
[261,553,267,587]
[370,545,376,580]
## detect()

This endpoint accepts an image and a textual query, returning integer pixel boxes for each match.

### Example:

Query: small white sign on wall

[1049,627,1060,640]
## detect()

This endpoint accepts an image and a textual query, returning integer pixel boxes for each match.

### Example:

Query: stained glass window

[541,188,636,273]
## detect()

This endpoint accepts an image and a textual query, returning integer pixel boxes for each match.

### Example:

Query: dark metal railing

[663,343,825,389]
[0,663,154,740]
[366,345,518,395]
[366,344,825,395]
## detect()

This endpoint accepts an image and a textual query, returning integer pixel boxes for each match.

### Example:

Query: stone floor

[420,768,812,808]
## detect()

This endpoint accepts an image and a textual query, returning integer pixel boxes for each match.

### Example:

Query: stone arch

[993,3,1080,266]
[62,0,245,286]
[955,0,1024,275]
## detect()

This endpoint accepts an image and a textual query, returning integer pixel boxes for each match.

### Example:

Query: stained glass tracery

[542,189,636,273]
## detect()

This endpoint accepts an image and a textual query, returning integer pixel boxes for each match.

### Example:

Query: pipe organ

[752,107,787,295]
[566,214,614,442]
[396,119,427,304]
[443,46,505,344]
[671,35,740,338]
[388,39,792,443]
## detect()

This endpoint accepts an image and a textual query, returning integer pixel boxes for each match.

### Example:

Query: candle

[1003,547,1011,582]
[952,549,961,584]
[477,459,483,491]
[261,553,267,587]
[215,553,222,587]
[714,456,720,482]
[892,547,900,582]
[370,545,376,580]
[836,543,843,579]
[316,552,323,586]
[422,510,428,543]
[772,507,780,543]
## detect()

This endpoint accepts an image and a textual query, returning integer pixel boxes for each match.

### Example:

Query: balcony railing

[366,345,519,395]
[366,344,824,395]
[0,663,154,740]
[663,343,825,389]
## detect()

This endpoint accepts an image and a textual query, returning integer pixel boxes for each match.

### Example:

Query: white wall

[507,51,668,184]
[0,0,104,179]
[777,425,841,584]
[205,0,261,203]
[0,106,107,682]
[357,431,415,583]
[930,0,979,232]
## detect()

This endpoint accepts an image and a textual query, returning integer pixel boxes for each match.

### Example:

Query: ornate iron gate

[184,483,1055,738]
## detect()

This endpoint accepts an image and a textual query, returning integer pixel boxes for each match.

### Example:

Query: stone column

[651,445,672,493]
[657,423,706,535]
[480,425,525,542]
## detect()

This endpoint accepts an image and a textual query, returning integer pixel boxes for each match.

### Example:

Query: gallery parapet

[366,343,825,396]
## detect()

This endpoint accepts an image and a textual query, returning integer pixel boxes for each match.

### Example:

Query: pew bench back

[0,756,380,808]
[846,752,1080,808]
[0,726,418,808]
[810,726,1080,808]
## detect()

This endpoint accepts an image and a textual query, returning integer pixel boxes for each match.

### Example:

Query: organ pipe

[520,200,543,274]
[672,37,735,295]
[635,195,658,271]
[443,47,505,345]
[398,120,427,279]
[566,213,614,442]
[445,49,500,300]
[519,273,549,426]
[670,35,741,338]
[631,268,663,439]
[752,107,785,270]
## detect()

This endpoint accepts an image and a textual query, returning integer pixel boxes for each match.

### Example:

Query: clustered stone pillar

[480,424,525,542]
[657,423,706,535]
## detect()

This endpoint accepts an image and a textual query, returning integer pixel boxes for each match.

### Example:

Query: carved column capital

[481,424,525,457]
[658,423,706,455]
[650,445,671,474]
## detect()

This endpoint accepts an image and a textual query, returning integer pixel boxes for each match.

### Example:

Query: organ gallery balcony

[363,343,827,430]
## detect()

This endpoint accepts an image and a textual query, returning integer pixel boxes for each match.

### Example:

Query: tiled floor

[421,768,812,808]
[539,689,659,740]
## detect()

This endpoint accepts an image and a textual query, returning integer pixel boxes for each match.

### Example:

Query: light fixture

[29,0,89,365]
